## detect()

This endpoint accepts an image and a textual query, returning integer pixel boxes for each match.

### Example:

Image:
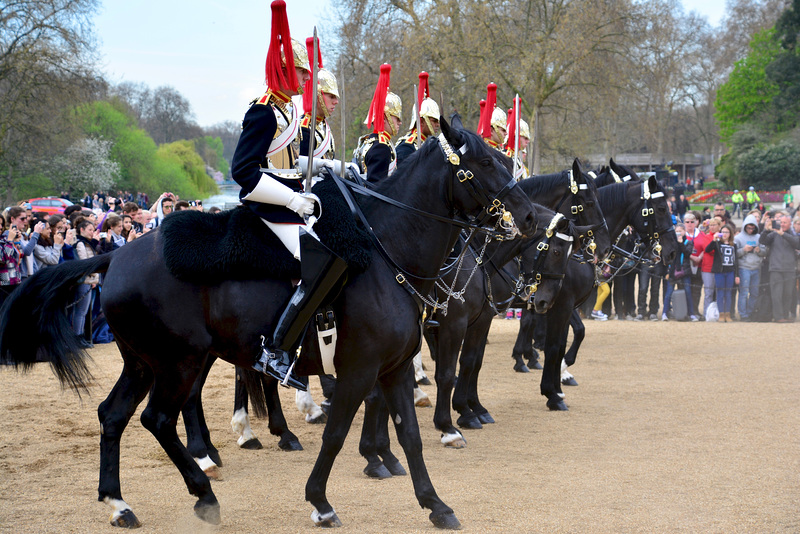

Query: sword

[339,55,346,178]
[413,84,420,150]
[305,27,319,193]
[513,94,520,181]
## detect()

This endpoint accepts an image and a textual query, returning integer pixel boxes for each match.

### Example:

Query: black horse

[422,159,611,444]
[513,175,678,410]
[0,119,536,530]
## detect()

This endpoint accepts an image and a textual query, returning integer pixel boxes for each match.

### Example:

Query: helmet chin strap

[386,113,398,136]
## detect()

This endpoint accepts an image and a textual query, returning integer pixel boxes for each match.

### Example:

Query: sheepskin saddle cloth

[161,178,372,284]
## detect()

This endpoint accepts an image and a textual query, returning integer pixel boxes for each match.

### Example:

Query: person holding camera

[760,211,800,323]
[704,223,739,322]
[145,193,175,229]
[734,214,766,321]
[692,216,723,317]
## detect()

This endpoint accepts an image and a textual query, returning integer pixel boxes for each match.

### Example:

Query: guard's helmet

[318,68,339,98]
[491,107,507,134]
[519,119,531,140]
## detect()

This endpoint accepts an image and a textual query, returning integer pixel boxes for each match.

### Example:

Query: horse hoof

[441,431,467,448]
[415,396,433,408]
[562,377,579,386]
[476,412,495,424]
[417,376,432,386]
[383,459,407,476]
[307,412,328,424]
[513,361,530,373]
[204,465,222,481]
[278,437,304,451]
[320,400,331,416]
[240,438,263,450]
[208,450,223,467]
[109,509,141,528]
[528,360,543,370]
[364,463,393,479]
[312,509,342,528]
[456,415,482,430]
[547,398,569,411]
[430,510,462,530]
[194,500,221,525]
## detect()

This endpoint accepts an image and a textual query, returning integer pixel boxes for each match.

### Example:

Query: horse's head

[627,175,678,266]
[570,159,611,262]
[521,211,573,314]
[439,117,537,239]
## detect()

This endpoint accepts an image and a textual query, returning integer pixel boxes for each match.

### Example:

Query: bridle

[553,170,607,261]
[595,180,675,285]
[520,213,572,299]
[328,131,528,314]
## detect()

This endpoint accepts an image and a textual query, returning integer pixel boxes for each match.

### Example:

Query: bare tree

[0,0,101,203]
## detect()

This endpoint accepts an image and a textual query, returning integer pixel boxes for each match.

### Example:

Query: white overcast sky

[94,0,729,128]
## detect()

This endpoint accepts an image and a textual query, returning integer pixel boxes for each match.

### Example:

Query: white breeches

[262,221,318,260]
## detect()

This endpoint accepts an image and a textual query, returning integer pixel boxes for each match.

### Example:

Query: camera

[772,220,780,230]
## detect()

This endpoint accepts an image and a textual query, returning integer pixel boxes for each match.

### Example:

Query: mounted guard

[297,37,339,160]
[230,0,347,390]
[395,71,440,164]
[352,64,402,183]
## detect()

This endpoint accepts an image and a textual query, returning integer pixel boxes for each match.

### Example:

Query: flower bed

[688,189,788,204]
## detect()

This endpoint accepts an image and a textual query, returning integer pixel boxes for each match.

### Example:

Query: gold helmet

[385,92,402,121]
[317,68,339,98]
[491,107,507,132]
[519,119,531,139]
[288,38,310,72]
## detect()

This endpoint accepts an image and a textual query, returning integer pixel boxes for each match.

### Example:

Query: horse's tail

[0,254,113,393]
[239,367,270,418]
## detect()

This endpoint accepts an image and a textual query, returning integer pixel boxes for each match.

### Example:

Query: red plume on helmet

[505,96,522,150]
[479,83,497,138]
[366,64,392,133]
[417,71,430,116]
[265,0,298,93]
[303,36,323,115]
[478,100,487,135]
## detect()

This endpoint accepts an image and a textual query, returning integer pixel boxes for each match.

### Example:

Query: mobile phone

[772,220,780,230]
[10,225,16,230]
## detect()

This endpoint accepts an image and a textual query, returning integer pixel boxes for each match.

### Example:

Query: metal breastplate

[267,98,299,171]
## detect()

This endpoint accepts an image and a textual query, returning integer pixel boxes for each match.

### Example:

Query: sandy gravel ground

[1,318,798,533]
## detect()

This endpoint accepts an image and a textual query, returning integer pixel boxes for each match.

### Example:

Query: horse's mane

[516,172,567,198]
[596,181,630,209]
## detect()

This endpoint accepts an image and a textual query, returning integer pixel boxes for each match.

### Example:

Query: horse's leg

[510,307,533,372]
[296,386,327,424]
[376,385,407,476]
[140,363,220,524]
[359,384,392,478]
[380,369,461,530]
[528,311,545,369]
[465,312,495,424]
[306,371,377,527]
[231,367,263,450]
[183,355,222,480]
[561,310,583,386]
[97,354,153,528]
[541,305,570,411]
[431,317,469,446]
[262,375,303,451]
[319,374,336,415]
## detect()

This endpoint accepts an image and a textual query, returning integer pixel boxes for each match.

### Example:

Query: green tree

[734,137,800,189]
[714,28,781,144]
[156,141,218,199]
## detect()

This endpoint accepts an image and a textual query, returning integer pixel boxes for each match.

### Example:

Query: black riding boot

[253,229,348,391]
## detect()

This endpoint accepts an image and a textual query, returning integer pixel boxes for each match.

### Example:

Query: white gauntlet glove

[286,192,317,216]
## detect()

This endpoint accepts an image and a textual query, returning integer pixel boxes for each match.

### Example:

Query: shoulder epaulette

[378,131,393,145]
[300,113,312,129]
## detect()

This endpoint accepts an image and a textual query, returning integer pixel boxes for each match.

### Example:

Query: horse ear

[449,112,464,130]
[572,158,584,182]
[648,174,658,191]
[440,115,462,146]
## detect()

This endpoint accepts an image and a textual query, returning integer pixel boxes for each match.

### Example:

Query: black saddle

[161,177,372,284]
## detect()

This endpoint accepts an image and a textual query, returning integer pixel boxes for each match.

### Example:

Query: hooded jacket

[734,214,766,271]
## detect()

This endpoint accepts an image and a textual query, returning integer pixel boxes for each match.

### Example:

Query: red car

[24,197,74,215]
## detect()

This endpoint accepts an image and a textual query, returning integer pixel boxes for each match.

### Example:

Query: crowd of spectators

[0,191,216,344]
[578,193,800,324]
